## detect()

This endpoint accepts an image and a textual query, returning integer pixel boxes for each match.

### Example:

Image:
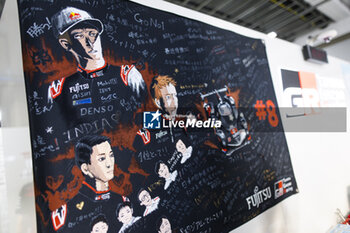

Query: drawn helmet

[51,7,104,38]
[218,102,232,117]
[217,102,233,129]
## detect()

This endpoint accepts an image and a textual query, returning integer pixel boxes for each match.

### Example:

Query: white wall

[1,0,350,233]
[0,2,36,233]
[324,39,350,63]
[0,0,27,127]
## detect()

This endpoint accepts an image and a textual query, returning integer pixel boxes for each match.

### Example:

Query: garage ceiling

[1,0,348,44]
[164,0,334,42]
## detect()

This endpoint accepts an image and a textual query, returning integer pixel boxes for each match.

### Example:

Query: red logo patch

[51,204,67,231]
[120,65,135,86]
[137,129,151,145]
[69,12,81,20]
[49,77,66,99]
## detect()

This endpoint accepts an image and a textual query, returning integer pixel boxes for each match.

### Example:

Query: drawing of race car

[200,86,251,155]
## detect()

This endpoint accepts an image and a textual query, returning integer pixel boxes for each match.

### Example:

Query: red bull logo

[69,12,81,20]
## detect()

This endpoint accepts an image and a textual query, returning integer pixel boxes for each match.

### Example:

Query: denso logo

[69,83,89,93]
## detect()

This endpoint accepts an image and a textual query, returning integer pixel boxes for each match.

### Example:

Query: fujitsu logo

[69,83,89,93]
[246,186,272,210]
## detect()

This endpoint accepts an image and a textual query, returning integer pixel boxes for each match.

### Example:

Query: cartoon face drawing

[158,218,172,233]
[159,83,178,118]
[85,141,115,183]
[117,206,133,225]
[53,7,105,70]
[151,75,177,119]
[138,190,152,206]
[157,163,170,179]
[68,27,103,61]
[176,140,187,154]
[90,214,109,233]
[91,221,108,233]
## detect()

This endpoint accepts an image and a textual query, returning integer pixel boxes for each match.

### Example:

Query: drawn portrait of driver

[50,135,124,232]
[75,135,114,192]
[157,216,172,233]
[155,161,178,190]
[48,6,146,131]
[133,75,181,150]
[150,75,178,120]
[116,201,141,233]
[90,214,109,233]
[137,188,160,216]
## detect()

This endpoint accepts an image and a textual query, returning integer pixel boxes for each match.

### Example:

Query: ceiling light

[267,31,277,38]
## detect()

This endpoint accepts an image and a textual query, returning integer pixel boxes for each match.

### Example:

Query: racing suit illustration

[48,63,146,131]
[49,180,124,233]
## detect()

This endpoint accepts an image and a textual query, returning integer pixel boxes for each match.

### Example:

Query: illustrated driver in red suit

[51,135,125,232]
[137,188,160,217]
[48,7,146,130]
